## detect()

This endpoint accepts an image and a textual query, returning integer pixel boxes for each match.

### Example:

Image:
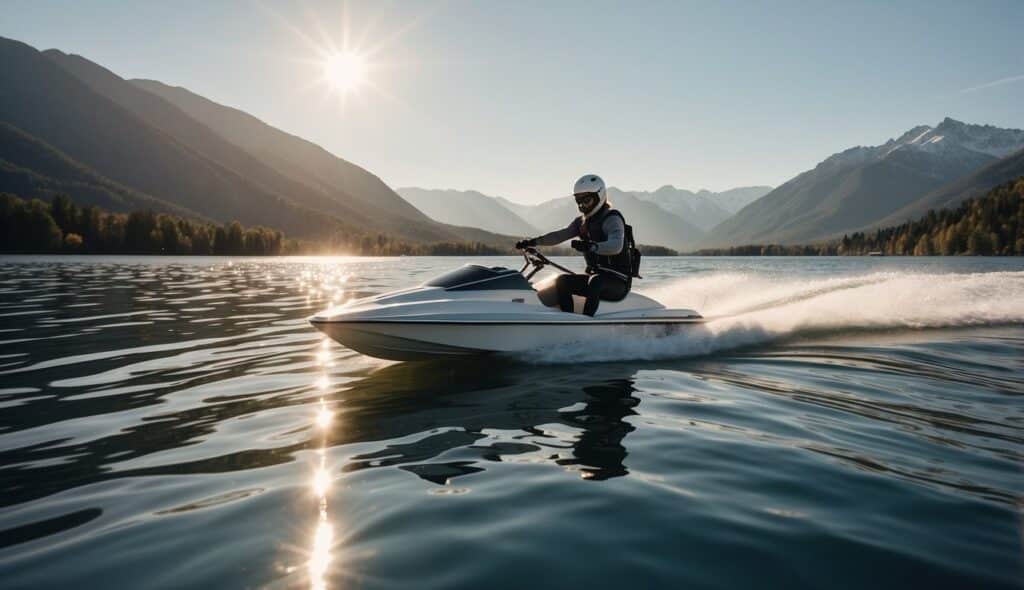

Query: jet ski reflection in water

[337,362,643,483]
[310,175,703,361]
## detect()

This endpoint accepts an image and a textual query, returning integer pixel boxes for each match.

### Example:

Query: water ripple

[0,256,1021,590]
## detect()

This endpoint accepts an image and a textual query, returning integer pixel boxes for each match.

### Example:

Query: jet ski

[310,247,703,361]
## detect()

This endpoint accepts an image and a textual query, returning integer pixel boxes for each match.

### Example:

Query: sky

[2,0,1023,204]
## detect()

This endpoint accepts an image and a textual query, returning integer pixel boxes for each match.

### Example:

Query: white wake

[533,271,1024,363]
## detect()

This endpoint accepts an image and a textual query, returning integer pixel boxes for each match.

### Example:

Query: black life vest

[579,206,639,280]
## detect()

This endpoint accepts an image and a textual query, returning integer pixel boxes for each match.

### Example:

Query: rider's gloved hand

[570,239,594,253]
[515,238,536,250]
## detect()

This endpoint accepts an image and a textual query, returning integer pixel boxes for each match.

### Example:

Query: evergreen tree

[912,234,933,256]
[50,194,78,234]
[17,199,63,251]
[226,221,245,255]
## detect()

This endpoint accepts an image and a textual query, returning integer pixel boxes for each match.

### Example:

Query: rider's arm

[533,218,581,246]
[591,215,625,255]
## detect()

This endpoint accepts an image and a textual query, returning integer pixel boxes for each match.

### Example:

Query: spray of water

[533,271,1024,363]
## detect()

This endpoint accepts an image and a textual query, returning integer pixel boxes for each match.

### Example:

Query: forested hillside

[0,194,507,256]
[0,122,203,218]
[694,178,1024,256]
[833,177,1023,255]
[704,119,1024,247]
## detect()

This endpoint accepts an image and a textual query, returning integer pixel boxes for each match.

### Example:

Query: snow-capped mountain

[704,118,1024,247]
[823,118,1024,168]
[887,118,1024,158]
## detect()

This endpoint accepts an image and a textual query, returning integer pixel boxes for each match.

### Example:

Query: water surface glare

[0,255,1022,589]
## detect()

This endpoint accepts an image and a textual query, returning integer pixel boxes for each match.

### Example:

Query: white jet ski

[310,248,703,361]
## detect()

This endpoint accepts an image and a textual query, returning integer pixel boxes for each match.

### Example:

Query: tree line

[693,177,1024,256]
[2,193,286,254]
[0,193,508,256]
[17,180,1016,258]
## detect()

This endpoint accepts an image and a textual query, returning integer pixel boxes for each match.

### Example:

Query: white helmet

[573,174,607,217]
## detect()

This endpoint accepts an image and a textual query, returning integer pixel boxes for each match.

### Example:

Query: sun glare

[323,52,366,93]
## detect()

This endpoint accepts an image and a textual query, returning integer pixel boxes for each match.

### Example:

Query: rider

[515,174,632,316]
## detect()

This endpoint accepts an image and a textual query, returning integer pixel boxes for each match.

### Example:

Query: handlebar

[518,246,574,278]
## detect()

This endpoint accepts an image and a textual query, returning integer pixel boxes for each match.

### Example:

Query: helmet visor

[574,191,600,212]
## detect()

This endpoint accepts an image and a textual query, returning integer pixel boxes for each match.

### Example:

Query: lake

[1,255,1022,589]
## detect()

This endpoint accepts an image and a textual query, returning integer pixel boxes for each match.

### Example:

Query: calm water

[1,255,1022,589]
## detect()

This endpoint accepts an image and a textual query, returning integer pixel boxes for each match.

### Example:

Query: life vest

[579,206,639,280]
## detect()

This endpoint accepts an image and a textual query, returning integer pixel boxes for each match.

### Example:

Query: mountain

[128,79,448,236]
[0,122,202,218]
[711,186,776,214]
[40,46,506,244]
[616,186,730,231]
[42,50,369,227]
[396,188,539,236]
[0,36,359,239]
[494,196,538,223]
[870,146,1024,229]
[0,36,510,247]
[704,118,1024,246]
[132,78,513,245]
[694,177,1024,256]
[622,185,772,231]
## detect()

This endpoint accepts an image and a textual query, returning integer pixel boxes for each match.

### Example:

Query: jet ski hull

[311,317,704,361]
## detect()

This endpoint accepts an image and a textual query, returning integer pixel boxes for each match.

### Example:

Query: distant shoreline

[1,253,1017,259]
[5,177,1022,258]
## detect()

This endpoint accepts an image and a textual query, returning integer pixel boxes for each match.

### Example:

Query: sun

[322,52,367,93]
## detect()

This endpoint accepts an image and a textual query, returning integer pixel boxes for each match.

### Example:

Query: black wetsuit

[533,205,632,316]
[555,272,629,316]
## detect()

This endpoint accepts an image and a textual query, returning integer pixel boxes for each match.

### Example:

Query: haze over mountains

[394,188,539,237]
[403,114,1024,250]
[401,120,1024,251]
[398,185,772,251]
[620,185,770,229]
[0,36,507,246]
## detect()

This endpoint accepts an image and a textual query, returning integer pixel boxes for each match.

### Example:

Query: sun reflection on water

[312,459,332,498]
[296,268,352,309]
[309,446,333,589]
[308,341,336,588]
[309,512,333,590]
[316,403,334,430]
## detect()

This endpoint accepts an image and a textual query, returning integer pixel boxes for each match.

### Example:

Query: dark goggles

[574,191,600,206]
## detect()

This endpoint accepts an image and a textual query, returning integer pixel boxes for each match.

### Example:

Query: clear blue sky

[3,0,1022,203]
